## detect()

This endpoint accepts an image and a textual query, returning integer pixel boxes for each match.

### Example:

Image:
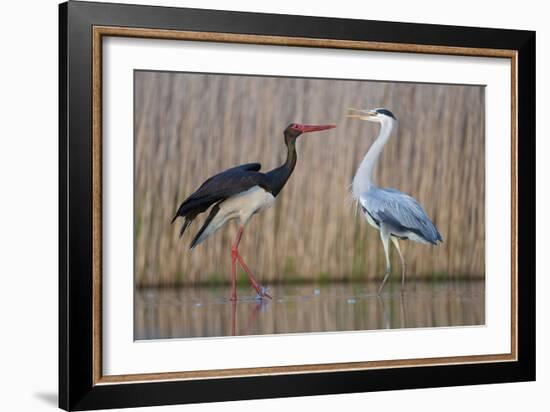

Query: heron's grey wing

[360,187,443,244]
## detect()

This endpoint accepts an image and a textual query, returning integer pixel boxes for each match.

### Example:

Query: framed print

[59,1,535,410]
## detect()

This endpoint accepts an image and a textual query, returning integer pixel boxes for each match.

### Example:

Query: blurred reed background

[134,71,485,288]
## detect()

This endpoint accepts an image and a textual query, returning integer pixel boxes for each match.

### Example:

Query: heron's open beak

[345,108,376,119]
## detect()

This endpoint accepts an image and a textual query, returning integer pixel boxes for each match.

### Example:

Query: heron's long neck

[267,138,297,197]
[352,120,393,197]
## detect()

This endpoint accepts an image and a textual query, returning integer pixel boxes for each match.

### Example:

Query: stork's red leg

[235,254,272,299]
[230,227,244,301]
[231,226,272,300]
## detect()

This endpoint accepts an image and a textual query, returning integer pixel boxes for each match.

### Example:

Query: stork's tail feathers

[179,218,192,238]
[189,204,221,249]
[171,208,196,239]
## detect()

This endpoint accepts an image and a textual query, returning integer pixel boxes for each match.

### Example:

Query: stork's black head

[284,123,336,144]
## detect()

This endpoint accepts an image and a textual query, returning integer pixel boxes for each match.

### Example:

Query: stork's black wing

[193,163,261,191]
[171,163,264,237]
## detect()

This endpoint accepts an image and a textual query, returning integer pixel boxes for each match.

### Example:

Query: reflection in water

[134,281,484,340]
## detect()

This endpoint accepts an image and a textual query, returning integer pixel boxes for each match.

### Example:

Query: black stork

[172,123,336,301]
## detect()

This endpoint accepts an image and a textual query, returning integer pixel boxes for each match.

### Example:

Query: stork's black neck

[265,138,297,197]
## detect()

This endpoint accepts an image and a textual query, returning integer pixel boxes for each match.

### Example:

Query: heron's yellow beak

[345,108,376,120]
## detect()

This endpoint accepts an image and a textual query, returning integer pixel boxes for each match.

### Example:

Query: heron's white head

[346,108,397,125]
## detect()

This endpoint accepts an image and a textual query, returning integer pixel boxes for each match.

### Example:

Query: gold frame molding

[91,26,518,386]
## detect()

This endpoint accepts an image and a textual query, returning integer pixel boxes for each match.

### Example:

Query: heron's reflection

[377,291,407,329]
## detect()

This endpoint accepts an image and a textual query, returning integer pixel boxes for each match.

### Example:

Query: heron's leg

[391,237,406,290]
[377,226,392,295]
[230,227,244,301]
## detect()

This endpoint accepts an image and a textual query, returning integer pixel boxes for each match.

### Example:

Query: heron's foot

[377,269,391,295]
[255,286,272,300]
[377,280,386,296]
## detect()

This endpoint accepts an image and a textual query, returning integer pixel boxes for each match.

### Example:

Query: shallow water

[134,280,484,340]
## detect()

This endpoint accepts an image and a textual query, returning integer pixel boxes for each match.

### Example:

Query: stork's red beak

[296,124,336,133]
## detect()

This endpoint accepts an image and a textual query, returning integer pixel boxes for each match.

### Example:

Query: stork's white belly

[190,187,276,247]
[218,186,275,225]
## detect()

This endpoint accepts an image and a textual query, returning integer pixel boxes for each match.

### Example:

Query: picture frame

[59,1,535,410]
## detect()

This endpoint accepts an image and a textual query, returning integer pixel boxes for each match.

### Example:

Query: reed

[134,71,485,287]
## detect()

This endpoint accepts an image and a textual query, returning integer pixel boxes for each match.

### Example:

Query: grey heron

[347,108,443,294]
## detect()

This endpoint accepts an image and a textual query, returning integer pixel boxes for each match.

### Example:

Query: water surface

[135,280,484,340]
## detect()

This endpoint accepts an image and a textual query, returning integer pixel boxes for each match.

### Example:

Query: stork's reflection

[230,299,269,336]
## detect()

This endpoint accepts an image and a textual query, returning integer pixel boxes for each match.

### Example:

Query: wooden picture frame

[59,1,535,410]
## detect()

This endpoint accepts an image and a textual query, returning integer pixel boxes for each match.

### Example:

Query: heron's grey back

[360,187,443,245]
